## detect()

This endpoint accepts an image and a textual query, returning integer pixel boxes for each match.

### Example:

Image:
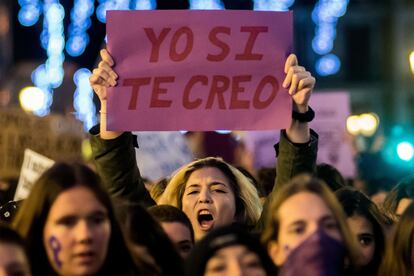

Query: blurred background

[0,0,414,203]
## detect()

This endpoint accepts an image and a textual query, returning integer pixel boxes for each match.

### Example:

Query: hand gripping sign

[106,10,293,131]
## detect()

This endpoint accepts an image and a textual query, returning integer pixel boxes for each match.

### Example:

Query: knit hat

[185,224,276,275]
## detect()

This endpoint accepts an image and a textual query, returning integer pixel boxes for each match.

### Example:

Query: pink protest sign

[106,10,293,131]
[309,91,356,178]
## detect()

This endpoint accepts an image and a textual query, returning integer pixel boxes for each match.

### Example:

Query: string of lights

[312,0,349,76]
[17,0,299,128]
[66,0,95,57]
[17,0,41,27]
[31,1,65,116]
[189,0,224,10]
[73,68,97,131]
[253,0,294,11]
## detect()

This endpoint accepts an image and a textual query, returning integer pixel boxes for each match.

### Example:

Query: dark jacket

[90,126,318,224]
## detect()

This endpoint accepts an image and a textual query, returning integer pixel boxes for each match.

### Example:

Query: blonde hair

[261,174,361,267]
[159,157,262,228]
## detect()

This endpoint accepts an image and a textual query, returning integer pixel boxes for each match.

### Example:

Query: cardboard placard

[106,10,293,131]
[134,131,193,181]
[309,91,356,178]
[0,109,84,179]
[14,149,55,201]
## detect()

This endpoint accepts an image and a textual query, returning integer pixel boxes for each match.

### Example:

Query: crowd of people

[1,40,414,276]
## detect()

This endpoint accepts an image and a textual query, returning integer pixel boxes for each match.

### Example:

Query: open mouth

[197,210,214,230]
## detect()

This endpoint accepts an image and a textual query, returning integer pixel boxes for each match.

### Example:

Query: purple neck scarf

[279,229,346,276]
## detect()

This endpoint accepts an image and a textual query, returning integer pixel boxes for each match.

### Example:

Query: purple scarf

[279,229,346,276]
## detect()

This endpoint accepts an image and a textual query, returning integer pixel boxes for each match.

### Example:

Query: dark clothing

[90,126,155,207]
[90,126,318,221]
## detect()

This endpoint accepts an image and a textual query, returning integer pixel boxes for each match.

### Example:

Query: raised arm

[274,54,318,189]
[89,49,155,207]
[255,55,318,231]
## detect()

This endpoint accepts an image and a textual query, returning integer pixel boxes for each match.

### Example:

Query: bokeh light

[19,86,47,113]
[397,142,414,162]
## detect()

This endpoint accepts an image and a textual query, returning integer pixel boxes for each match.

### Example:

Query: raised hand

[89,49,118,103]
[282,54,315,113]
[89,49,122,139]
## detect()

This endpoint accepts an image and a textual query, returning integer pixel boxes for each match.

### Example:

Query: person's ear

[268,241,283,266]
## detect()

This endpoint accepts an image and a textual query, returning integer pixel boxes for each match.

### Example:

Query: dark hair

[383,174,414,216]
[117,202,184,276]
[379,202,414,275]
[335,187,386,275]
[12,162,137,275]
[186,224,276,275]
[236,166,265,197]
[148,204,194,243]
[316,163,347,191]
[257,167,276,197]
[0,223,26,247]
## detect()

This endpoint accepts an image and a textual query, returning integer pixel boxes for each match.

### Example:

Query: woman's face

[269,192,342,265]
[347,215,375,266]
[43,186,111,275]
[205,245,266,276]
[182,167,236,241]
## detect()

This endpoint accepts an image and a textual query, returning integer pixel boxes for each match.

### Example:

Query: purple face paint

[283,244,290,252]
[48,236,62,269]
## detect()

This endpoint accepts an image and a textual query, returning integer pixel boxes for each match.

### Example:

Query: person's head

[12,163,136,275]
[383,174,414,219]
[117,202,184,276]
[159,157,262,241]
[262,174,360,269]
[0,224,31,276]
[316,163,347,192]
[148,205,194,258]
[186,224,276,276]
[335,187,386,274]
[379,201,414,276]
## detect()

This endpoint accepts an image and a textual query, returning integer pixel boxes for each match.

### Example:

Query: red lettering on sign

[183,75,208,109]
[230,75,251,109]
[150,76,175,108]
[123,78,151,110]
[253,75,278,109]
[169,27,194,62]
[144,28,171,63]
[235,26,268,61]
[207,26,231,62]
[206,75,229,110]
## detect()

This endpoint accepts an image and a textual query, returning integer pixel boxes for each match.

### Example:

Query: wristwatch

[292,106,315,122]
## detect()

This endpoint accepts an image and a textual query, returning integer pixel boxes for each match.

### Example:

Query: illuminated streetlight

[346,113,379,137]
[19,86,46,113]
[397,142,414,161]
[359,113,379,137]
[346,115,361,135]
